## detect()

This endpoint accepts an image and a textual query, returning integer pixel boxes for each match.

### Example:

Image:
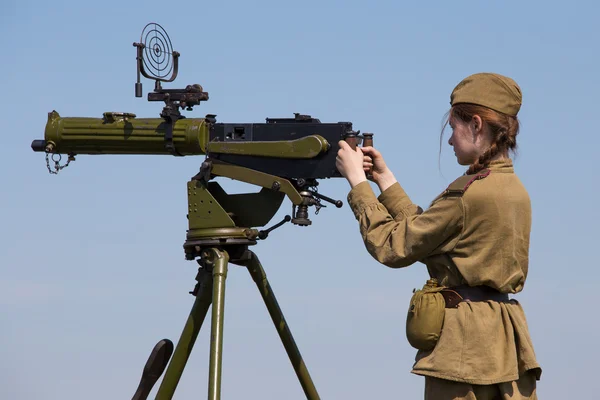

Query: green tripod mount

[131,160,333,400]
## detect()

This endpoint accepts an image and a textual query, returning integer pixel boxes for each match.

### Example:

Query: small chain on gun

[45,152,74,174]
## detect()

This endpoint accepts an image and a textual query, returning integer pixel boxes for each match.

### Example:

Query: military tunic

[346,159,541,385]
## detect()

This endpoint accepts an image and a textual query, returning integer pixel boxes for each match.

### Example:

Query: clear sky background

[1,1,598,399]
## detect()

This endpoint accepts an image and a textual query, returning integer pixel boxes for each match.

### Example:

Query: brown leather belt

[441,285,510,308]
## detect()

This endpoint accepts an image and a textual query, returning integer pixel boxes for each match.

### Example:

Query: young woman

[336,73,541,400]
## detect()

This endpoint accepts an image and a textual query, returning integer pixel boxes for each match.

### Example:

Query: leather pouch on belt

[406,278,446,351]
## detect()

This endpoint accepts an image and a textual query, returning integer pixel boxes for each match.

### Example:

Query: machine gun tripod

[131,159,338,400]
[132,246,319,400]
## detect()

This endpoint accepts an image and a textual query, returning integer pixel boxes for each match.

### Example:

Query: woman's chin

[453,152,473,166]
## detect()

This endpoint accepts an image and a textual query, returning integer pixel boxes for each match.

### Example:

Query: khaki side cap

[450,72,522,117]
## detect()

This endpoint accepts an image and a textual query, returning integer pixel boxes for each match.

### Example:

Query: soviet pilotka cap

[450,72,522,117]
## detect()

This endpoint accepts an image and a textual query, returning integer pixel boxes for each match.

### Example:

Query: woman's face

[448,115,485,165]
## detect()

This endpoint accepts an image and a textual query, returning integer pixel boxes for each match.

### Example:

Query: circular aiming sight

[133,22,180,97]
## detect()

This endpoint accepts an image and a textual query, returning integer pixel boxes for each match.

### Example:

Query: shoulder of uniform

[432,169,491,203]
[446,169,491,195]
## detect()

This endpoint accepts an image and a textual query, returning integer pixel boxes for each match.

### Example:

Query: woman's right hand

[361,146,398,192]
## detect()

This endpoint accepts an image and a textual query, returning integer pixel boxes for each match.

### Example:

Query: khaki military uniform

[346,159,541,399]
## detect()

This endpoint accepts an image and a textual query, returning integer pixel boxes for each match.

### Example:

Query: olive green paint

[203,181,284,228]
[155,267,213,400]
[207,249,229,400]
[44,111,209,155]
[210,162,303,205]
[187,181,236,230]
[207,135,329,159]
[240,251,321,400]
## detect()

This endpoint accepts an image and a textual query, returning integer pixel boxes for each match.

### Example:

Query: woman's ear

[472,115,483,133]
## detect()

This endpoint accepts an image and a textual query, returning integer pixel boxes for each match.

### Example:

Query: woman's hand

[336,141,367,188]
[360,146,397,192]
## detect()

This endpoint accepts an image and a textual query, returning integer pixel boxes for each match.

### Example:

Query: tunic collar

[487,158,514,173]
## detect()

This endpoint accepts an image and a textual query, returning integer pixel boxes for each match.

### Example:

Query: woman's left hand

[336,140,367,188]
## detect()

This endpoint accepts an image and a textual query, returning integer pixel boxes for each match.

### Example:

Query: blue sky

[1,1,598,399]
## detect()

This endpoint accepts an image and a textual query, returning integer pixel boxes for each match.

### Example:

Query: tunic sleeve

[347,181,464,268]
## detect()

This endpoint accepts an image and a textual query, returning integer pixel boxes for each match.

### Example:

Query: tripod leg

[155,265,213,400]
[206,248,230,400]
[244,250,320,400]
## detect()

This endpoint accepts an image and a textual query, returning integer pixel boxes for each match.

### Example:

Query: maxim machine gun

[31,23,374,400]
